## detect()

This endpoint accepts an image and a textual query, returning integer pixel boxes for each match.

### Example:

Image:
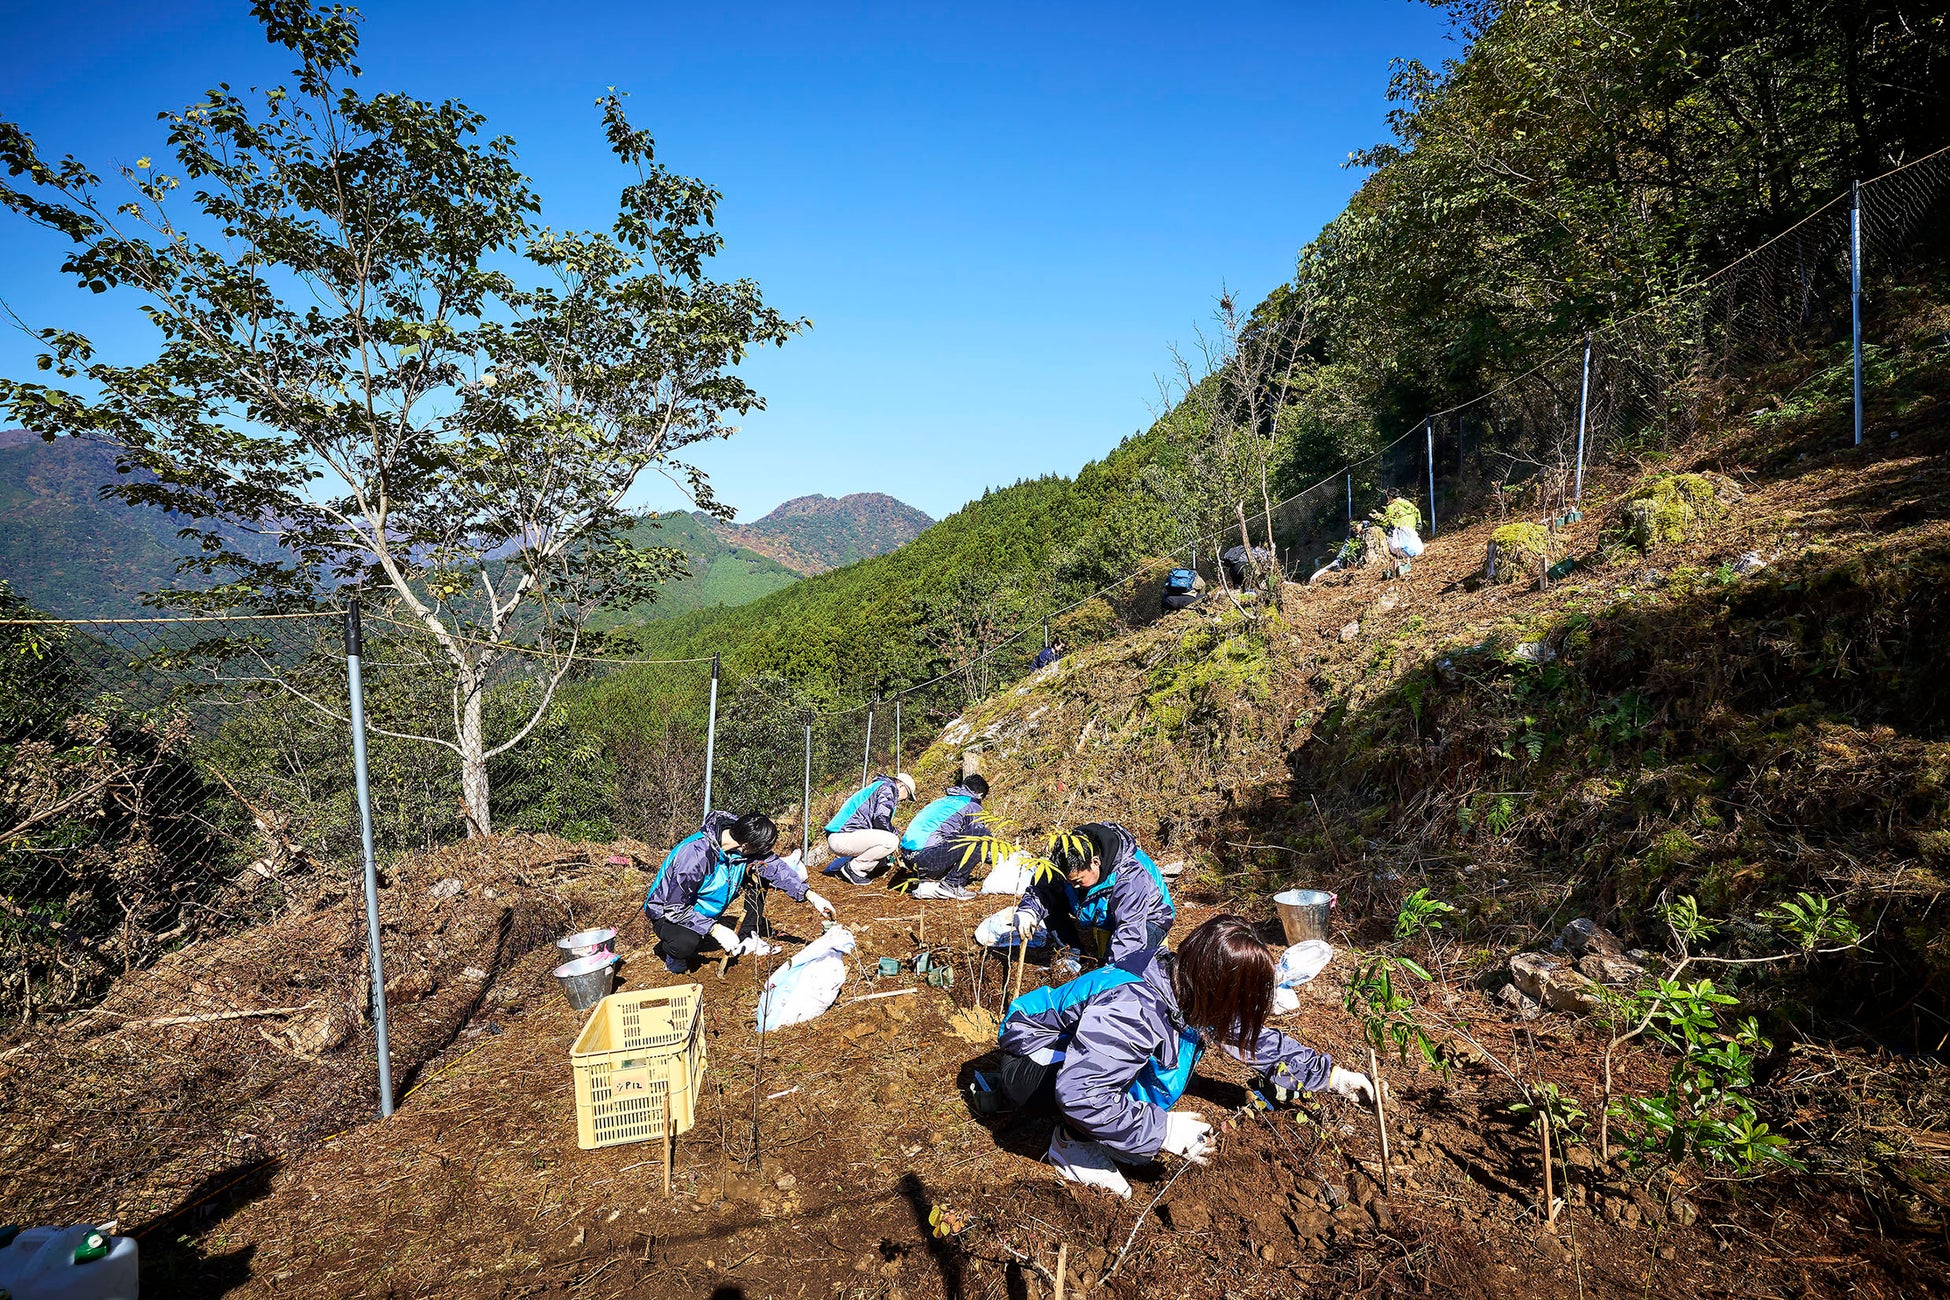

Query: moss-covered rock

[1616,472,1740,552]
[1486,523,1552,583]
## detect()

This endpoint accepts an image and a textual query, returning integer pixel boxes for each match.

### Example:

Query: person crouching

[643,810,836,974]
[989,914,1375,1197]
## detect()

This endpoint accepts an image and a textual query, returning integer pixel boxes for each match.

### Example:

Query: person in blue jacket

[989,914,1375,1196]
[1012,822,1175,964]
[823,771,916,884]
[643,810,836,974]
[900,774,992,901]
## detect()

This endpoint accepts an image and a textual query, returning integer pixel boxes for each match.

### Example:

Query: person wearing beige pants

[823,771,916,884]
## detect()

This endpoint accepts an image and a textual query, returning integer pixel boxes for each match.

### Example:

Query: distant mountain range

[718,493,932,575]
[0,432,931,622]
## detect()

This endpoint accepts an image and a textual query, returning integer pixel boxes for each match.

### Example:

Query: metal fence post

[1573,336,1592,502]
[343,599,394,1118]
[862,697,875,790]
[1346,472,1352,522]
[701,654,720,817]
[1425,417,1436,536]
[893,695,901,772]
[1851,178,1864,446]
[802,723,812,861]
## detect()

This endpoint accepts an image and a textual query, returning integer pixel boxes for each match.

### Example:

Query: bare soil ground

[6,359,1950,1296]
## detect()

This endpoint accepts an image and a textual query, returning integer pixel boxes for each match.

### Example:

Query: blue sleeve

[1104,871,1163,964]
[756,854,809,903]
[1217,1026,1334,1090]
[647,840,715,936]
[867,782,898,832]
[1054,994,1169,1160]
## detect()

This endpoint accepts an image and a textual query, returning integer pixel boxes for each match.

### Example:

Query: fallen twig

[126,1003,318,1029]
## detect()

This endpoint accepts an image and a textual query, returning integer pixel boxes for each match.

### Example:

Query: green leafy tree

[0,1,802,835]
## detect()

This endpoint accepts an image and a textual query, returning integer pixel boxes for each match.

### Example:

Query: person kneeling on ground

[1013,822,1174,964]
[990,915,1376,1198]
[1221,543,1273,588]
[899,774,993,901]
[1160,566,1205,612]
[823,770,916,884]
[643,810,836,974]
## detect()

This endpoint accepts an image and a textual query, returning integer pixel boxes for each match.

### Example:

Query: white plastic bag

[1271,985,1301,1015]
[1275,940,1334,988]
[754,925,856,1032]
[980,852,1035,896]
[975,905,1046,949]
[1388,525,1425,558]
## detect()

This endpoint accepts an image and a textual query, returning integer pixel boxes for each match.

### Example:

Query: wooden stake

[1053,1242,1068,1300]
[1010,938,1028,1007]
[1368,1046,1392,1196]
[1539,1113,1555,1228]
[663,1125,673,1197]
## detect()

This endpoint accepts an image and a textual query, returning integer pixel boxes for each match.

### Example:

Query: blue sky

[0,0,1454,523]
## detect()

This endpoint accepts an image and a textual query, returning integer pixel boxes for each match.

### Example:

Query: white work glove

[1160,1110,1215,1165]
[1013,909,1038,937]
[738,935,780,957]
[805,890,836,920]
[1327,1065,1378,1107]
[709,923,741,953]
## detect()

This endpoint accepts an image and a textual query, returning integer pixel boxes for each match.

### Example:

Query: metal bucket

[553,953,619,1011]
[1274,889,1336,945]
[557,927,618,960]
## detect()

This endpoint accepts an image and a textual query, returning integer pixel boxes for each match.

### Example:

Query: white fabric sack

[1276,940,1335,988]
[754,925,856,1033]
[1047,1125,1131,1199]
[974,905,1047,949]
[1271,985,1301,1015]
[979,852,1035,896]
[1389,525,1425,557]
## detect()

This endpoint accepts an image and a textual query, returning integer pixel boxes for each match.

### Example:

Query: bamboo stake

[1010,938,1029,1006]
[1368,1046,1393,1196]
[1540,1113,1556,1228]
[663,1126,673,1197]
[1053,1242,1068,1300]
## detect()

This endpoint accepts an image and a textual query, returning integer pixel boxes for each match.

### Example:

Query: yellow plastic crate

[570,983,707,1151]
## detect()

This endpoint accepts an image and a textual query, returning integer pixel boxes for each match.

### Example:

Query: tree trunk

[458,669,491,837]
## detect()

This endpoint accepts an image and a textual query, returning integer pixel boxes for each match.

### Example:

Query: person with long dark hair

[989,914,1375,1196]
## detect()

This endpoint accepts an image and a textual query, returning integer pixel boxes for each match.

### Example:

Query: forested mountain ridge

[719,492,932,575]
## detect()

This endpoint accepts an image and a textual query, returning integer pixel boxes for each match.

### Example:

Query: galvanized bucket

[1274,889,1337,945]
[553,952,619,1011]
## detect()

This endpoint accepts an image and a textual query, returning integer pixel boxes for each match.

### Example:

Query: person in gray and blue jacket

[990,915,1376,1197]
[1013,822,1174,964]
[823,771,916,884]
[900,775,992,900]
[643,810,836,974]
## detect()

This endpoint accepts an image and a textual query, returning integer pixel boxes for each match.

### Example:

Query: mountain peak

[721,492,932,575]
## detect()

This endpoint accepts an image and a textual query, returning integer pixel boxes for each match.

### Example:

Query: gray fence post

[1851,178,1864,446]
[1346,472,1352,521]
[861,697,875,790]
[1425,417,1436,536]
[343,599,394,1118]
[893,696,901,772]
[802,723,812,861]
[701,654,720,817]
[1573,336,1592,502]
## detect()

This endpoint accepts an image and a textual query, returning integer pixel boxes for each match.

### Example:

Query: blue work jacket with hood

[1020,822,1175,962]
[826,774,901,835]
[998,950,1333,1161]
[643,811,808,936]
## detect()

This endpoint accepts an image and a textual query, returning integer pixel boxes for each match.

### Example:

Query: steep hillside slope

[591,512,802,626]
[721,491,933,574]
[6,348,1945,1299]
[0,432,283,619]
